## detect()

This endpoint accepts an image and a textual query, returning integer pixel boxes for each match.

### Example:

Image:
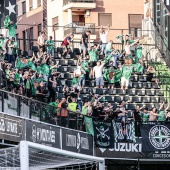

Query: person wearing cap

[99,25,110,55]
[45,36,55,57]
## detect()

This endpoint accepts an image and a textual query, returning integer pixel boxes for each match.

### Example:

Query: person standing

[45,36,55,57]
[99,25,110,55]
[47,70,57,103]
[4,16,22,38]
[93,61,105,88]
[81,30,91,58]
[37,31,46,52]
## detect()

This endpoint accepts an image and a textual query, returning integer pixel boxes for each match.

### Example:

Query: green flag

[84,116,94,136]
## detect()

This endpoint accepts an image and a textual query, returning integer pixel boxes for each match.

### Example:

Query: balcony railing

[64,22,95,36]
[63,0,95,5]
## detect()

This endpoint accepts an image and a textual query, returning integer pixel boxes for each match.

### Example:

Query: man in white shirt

[93,61,105,88]
[37,31,46,52]
[100,25,110,55]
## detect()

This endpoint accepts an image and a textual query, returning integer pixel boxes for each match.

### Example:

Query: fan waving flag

[5,0,17,23]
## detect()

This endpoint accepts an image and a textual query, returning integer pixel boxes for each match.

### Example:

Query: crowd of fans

[0,16,170,131]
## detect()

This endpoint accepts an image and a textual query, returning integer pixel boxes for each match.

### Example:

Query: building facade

[16,0,144,50]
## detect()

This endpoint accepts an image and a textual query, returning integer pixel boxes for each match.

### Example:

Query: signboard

[26,120,61,149]
[0,113,25,142]
[62,128,94,155]
[140,122,170,152]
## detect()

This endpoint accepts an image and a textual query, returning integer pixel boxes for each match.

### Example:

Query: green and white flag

[84,116,94,136]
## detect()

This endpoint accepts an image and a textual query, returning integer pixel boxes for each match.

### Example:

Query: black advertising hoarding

[25,120,61,149]
[0,113,25,142]
[62,128,94,155]
[140,122,170,152]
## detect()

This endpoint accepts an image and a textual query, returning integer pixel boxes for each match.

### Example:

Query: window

[52,16,59,31]
[29,0,33,11]
[98,13,112,26]
[128,14,143,37]
[38,24,42,36]
[22,1,26,14]
[37,0,41,7]
[29,27,34,50]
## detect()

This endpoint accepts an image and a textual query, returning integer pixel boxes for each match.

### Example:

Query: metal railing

[64,22,96,36]
[63,0,95,5]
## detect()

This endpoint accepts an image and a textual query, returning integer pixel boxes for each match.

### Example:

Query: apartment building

[47,0,144,42]
[16,0,44,51]
[16,0,144,50]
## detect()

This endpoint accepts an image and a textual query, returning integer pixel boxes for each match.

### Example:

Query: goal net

[0,141,105,170]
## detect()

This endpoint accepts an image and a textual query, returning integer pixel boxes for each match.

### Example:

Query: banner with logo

[113,120,136,143]
[0,113,25,142]
[25,120,61,148]
[84,116,94,136]
[62,128,93,155]
[93,119,114,148]
[140,123,170,151]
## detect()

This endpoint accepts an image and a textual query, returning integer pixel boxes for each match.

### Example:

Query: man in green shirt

[121,63,135,90]
[88,44,99,63]
[141,108,149,122]
[4,15,22,38]
[45,36,54,57]
[82,58,89,79]
[12,37,19,59]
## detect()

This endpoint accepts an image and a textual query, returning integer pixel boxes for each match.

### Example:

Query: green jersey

[141,112,149,122]
[158,111,166,121]
[41,64,50,75]
[71,77,78,86]
[121,65,134,79]
[82,106,88,116]
[135,46,143,63]
[82,61,89,72]
[14,73,20,85]
[45,40,54,50]
[28,60,36,71]
[0,38,4,50]
[88,49,98,62]
[133,63,143,73]
[12,41,19,55]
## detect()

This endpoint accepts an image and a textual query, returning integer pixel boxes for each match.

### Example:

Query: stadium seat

[116,89,126,95]
[145,90,155,96]
[67,67,75,73]
[68,60,77,66]
[155,89,164,96]
[105,96,113,102]
[56,86,63,93]
[32,46,39,52]
[57,47,63,54]
[152,83,160,89]
[123,96,130,102]
[160,96,166,102]
[96,88,103,95]
[130,75,138,82]
[65,80,72,87]
[136,89,145,96]
[59,59,68,66]
[151,96,160,103]
[113,96,122,103]
[73,48,81,55]
[132,96,141,103]
[127,89,136,96]
[107,89,116,95]
[142,97,151,103]
[57,66,67,72]
[139,75,147,82]
[125,104,135,110]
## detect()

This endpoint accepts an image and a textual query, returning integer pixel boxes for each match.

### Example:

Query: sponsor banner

[26,120,60,148]
[148,151,170,159]
[96,141,143,159]
[93,119,114,148]
[62,128,93,155]
[140,122,170,152]
[113,120,136,143]
[0,113,25,142]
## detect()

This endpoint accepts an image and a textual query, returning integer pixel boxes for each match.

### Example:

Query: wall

[90,0,144,41]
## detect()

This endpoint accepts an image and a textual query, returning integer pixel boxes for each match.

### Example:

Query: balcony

[63,0,96,11]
